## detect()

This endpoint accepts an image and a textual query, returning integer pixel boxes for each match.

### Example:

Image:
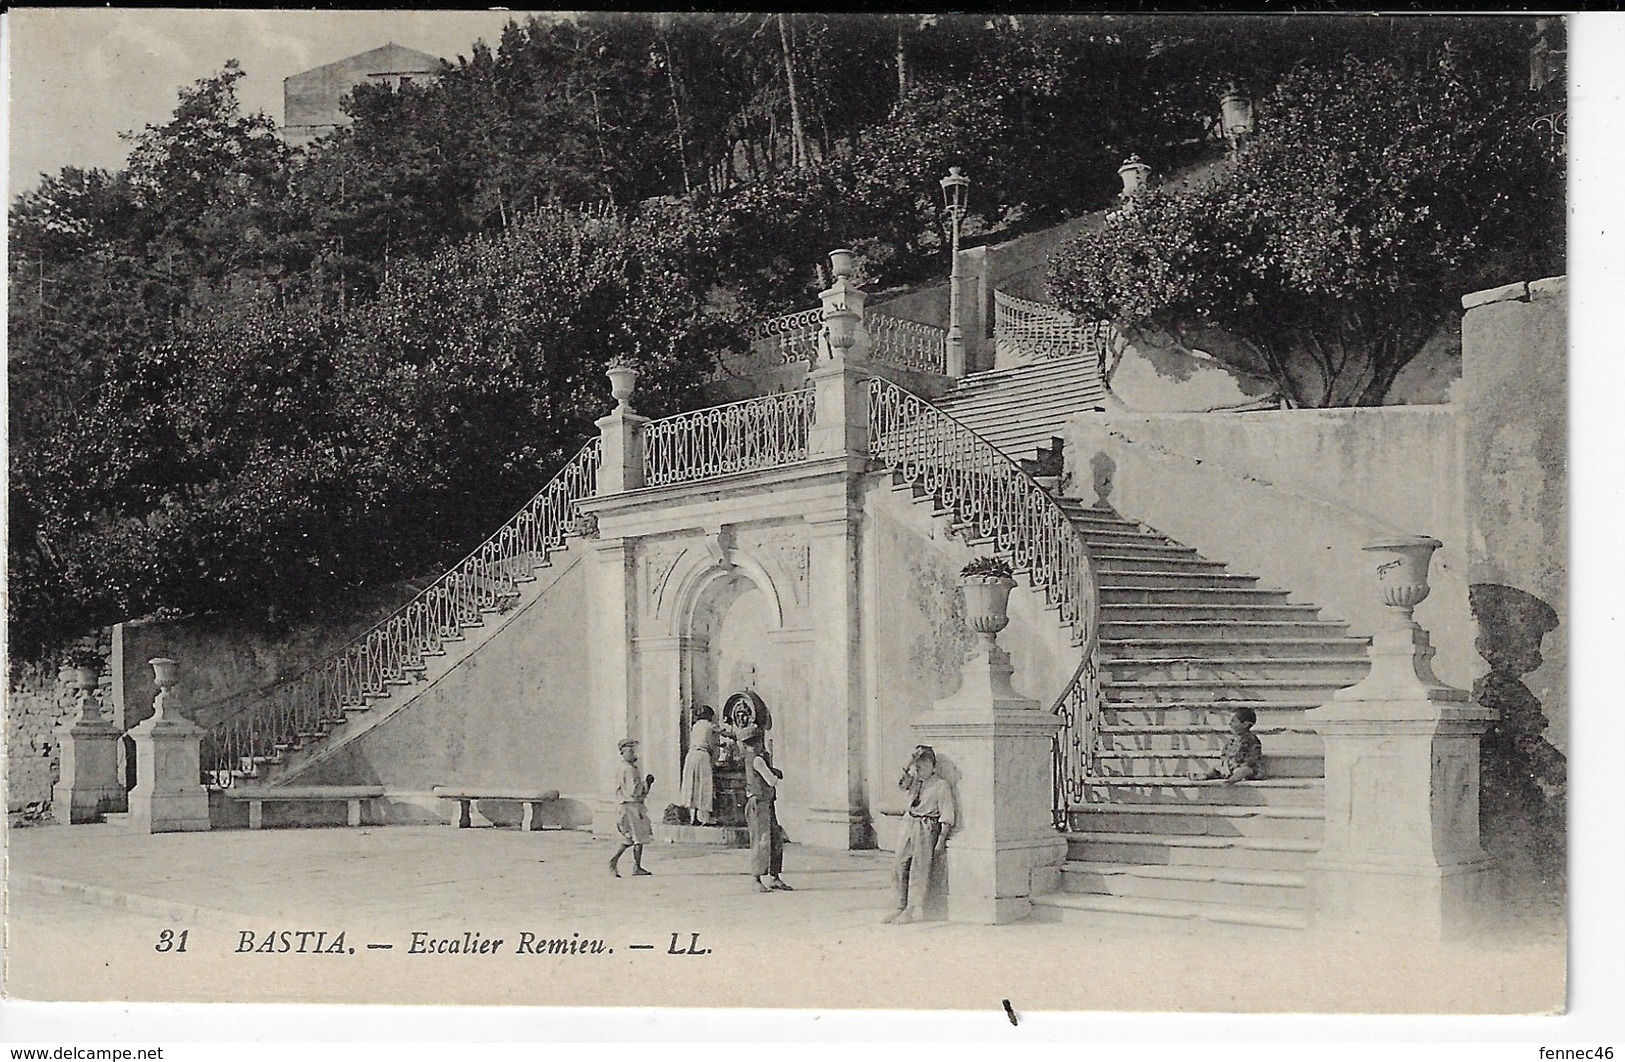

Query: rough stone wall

[1457,275,1567,893]
[6,630,110,810]
[114,580,419,739]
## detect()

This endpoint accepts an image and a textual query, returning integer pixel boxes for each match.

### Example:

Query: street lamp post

[940,167,970,378]
[1219,86,1254,160]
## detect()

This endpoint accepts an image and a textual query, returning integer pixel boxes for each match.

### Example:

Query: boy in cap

[610,738,655,877]
[884,745,954,924]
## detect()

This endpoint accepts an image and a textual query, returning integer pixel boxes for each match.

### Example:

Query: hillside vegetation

[7,14,1561,664]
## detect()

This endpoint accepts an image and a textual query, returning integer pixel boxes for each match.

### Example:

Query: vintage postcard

[2,8,1598,1034]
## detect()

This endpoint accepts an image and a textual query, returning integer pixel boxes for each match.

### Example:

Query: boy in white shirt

[610,738,655,878]
[885,745,955,924]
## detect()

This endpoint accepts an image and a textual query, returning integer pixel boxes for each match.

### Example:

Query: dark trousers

[746,795,783,877]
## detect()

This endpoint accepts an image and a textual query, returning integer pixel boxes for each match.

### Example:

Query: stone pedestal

[807,251,872,460]
[596,410,650,494]
[1306,537,1498,939]
[914,641,1067,924]
[53,716,125,823]
[125,659,211,833]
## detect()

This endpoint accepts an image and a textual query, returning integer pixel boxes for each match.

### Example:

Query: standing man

[610,738,654,878]
[742,728,792,893]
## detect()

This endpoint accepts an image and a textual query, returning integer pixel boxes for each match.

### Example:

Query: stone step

[1092,751,1324,780]
[942,392,1108,423]
[1081,777,1324,806]
[1101,702,1326,728]
[1097,726,1324,758]
[1091,554,1231,574]
[1065,830,1319,872]
[1100,586,1296,606]
[1101,678,1352,704]
[1029,891,1309,932]
[1060,861,1309,910]
[1078,541,1202,561]
[941,357,1103,394]
[1079,533,1186,553]
[1102,637,1369,659]
[1096,569,1264,588]
[1066,802,1324,841]
[1101,602,1327,622]
[1075,521,1173,536]
[1103,620,1355,640]
[1103,657,1370,685]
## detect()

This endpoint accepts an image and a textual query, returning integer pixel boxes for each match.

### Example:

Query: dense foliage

[9,206,730,662]
[8,14,1561,663]
[1048,33,1564,407]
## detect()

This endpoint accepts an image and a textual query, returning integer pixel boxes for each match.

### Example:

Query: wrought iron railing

[994,290,1116,368]
[743,306,948,378]
[865,377,1101,819]
[642,389,815,487]
[1050,655,1103,822]
[199,440,601,788]
[868,314,947,374]
[748,307,824,367]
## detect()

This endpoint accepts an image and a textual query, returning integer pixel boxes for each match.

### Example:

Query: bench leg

[458,799,472,829]
[347,799,362,828]
[248,801,264,830]
[521,802,536,833]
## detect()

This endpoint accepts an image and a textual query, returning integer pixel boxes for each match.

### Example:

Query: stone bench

[228,786,385,829]
[431,786,562,831]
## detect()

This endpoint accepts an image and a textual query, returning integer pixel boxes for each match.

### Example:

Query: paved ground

[5,821,1565,1014]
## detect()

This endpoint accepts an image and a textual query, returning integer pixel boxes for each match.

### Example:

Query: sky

[3,8,537,195]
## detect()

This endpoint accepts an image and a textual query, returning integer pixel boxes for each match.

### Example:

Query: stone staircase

[1032,498,1371,931]
[931,354,1108,463]
[220,543,588,788]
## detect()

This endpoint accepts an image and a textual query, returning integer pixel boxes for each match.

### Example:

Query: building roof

[285,42,443,85]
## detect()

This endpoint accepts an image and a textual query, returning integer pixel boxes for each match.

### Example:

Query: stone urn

[605,363,639,413]
[828,247,856,280]
[74,664,104,722]
[148,657,181,721]
[1117,155,1151,198]
[961,561,1018,649]
[1363,536,1443,627]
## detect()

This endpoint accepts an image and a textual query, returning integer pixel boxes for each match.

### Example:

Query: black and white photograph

[1,6,1604,1039]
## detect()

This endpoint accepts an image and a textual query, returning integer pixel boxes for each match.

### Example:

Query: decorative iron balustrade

[1050,654,1104,822]
[744,306,947,377]
[200,440,601,788]
[748,307,824,367]
[642,388,815,487]
[868,313,947,374]
[1532,108,1567,160]
[994,290,1116,368]
[864,377,1102,818]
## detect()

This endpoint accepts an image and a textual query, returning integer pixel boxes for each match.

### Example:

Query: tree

[1047,44,1563,407]
[5,205,737,665]
[121,60,301,303]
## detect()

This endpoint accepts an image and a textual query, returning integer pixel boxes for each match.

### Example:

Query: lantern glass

[939,167,969,214]
[1221,90,1254,138]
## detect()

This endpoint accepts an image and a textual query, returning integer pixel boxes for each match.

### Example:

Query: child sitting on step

[1190,706,1264,783]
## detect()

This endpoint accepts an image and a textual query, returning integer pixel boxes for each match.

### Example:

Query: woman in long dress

[680,706,718,825]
